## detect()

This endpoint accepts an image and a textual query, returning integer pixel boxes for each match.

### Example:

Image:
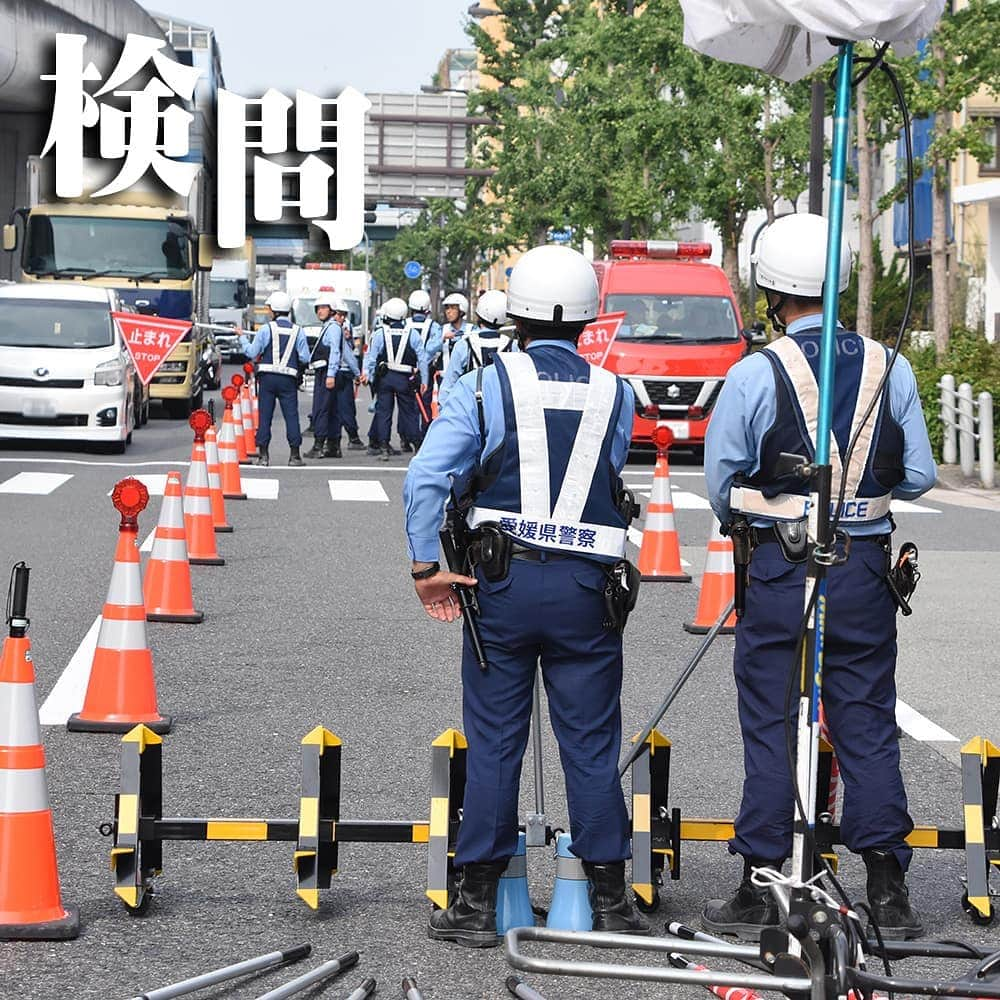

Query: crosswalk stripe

[0,472,73,495]
[242,478,280,500]
[328,480,389,503]
[107,474,169,498]
[895,698,957,742]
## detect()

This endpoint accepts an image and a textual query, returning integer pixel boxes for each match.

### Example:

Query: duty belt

[510,542,575,562]
[750,526,890,548]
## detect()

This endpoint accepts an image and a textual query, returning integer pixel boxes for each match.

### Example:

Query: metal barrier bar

[938,375,994,488]
[959,382,976,478]
[980,391,995,488]
[941,374,958,464]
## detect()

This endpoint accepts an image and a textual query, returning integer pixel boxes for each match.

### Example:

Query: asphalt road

[1,382,998,1000]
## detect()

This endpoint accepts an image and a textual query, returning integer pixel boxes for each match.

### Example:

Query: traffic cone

[496,832,534,936]
[204,425,233,533]
[637,426,691,583]
[143,471,204,624]
[431,373,441,419]
[684,522,737,634]
[241,384,257,458]
[68,479,171,734]
[218,387,247,501]
[243,362,259,430]
[231,374,250,464]
[184,411,225,566]
[546,833,592,931]
[0,563,79,940]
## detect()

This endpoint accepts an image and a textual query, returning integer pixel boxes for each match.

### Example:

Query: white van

[0,283,138,452]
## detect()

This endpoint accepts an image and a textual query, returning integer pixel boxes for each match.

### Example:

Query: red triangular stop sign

[113,313,193,385]
[578,312,626,367]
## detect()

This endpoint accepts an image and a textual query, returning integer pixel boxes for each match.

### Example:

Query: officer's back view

[403,245,648,948]
[704,213,937,942]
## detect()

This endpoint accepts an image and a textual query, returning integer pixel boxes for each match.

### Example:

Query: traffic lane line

[0,471,73,494]
[895,698,958,743]
[38,615,100,725]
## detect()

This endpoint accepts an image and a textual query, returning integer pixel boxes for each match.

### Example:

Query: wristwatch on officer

[410,562,440,580]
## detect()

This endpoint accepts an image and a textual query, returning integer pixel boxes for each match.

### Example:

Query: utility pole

[808,79,825,214]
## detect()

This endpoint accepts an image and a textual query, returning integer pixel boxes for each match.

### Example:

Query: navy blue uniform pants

[454,555,631,867]
[372,370,419,447]
[310,369,337,438]
[256,372,302,448]
[731,539,913,870]
[331,371,358,439]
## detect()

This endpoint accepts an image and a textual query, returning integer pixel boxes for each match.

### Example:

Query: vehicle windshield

[0,299,114,348]
[604,294,740,343]
[210,279,248,309]
[292,297,322,328]
[24,215,192,279]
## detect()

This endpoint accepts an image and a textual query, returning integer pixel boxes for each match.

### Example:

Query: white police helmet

[265,290,291,313]
[408,289,432,313]
[442,292,469,314]
[507,245,598,324]
[381,297,408,322]
[752,213,852,299]
[329,297,349,314]
[313,293,337,311]
[475,290,507,327]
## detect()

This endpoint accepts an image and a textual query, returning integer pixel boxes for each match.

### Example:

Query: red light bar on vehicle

[304,263,346,270]
[610,240,712,260]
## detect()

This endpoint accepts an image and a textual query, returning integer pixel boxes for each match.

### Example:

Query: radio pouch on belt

[886,541,920,616]
[470,524,513,582]
[774,520,809,563]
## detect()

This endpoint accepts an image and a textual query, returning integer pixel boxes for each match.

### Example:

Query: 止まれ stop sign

[113,313,194,385]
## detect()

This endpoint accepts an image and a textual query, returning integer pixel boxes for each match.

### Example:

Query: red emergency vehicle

[593,240,761,449]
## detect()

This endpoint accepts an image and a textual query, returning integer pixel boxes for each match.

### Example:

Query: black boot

[348,436,365,451]
[702,858,781,941]
[400,440,414,454]
[385,443,401,456]
[863,849,923,940]
[256,445,269,467]
[321,438,341,458]
[304,436,325,459]
[378,445,391,462]
[365,443,382,457]
[288,446,304,467]
[427,860,507,948]
[582,861,651,935]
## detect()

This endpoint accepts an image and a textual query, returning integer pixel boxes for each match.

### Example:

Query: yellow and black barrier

[106,724,466,913]
[629,729,1000,925]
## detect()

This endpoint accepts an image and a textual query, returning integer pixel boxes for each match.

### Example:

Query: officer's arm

[437,340,466,406]
[327,323,343,373]
[888,356,938,499]
[295,330,312,366]
[704,358,772,527]
[363,332,382,380]
[610,381,636,474]
[412,331,430,387]
[344,342,361,377]
[240,326,266,360]
[403,378,483,562]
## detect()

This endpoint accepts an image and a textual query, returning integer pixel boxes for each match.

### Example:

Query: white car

[0,283,138,452]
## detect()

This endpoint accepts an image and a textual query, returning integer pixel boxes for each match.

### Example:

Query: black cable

[852,42,892,87]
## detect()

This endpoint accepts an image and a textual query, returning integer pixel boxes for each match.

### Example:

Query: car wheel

[140,395,150,426]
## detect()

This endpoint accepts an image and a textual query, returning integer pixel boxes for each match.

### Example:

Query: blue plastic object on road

[496,832,534,936]
[545,833,592,931]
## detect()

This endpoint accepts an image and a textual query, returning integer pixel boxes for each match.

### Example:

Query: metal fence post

[958,382,976,479]
[941,374,958,465]
[979,392,995,489]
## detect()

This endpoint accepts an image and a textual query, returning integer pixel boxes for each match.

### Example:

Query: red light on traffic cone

[637,427,691,583]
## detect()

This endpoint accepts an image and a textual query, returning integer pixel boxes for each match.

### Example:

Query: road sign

[550,229,572,244]
[404,260,423,280]
[114,314,194,385]
[577,312,626,368]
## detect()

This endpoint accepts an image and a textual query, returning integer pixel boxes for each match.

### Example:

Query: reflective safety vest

[407,316,434,347]
[468,349,629,562]
[463,329,513,374]
[257,322,301,378]
[379,325,418,373]
[729,332,905,525]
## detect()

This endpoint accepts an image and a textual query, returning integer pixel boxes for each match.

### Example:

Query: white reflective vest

[384,327,417,374]
[466,331,513,371]
[256,323,302,378]
[407,316,434,347]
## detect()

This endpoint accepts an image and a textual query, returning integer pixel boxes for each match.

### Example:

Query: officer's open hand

[415,573,478,623]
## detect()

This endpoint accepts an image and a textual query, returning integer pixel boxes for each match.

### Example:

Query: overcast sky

[149,0,473,95]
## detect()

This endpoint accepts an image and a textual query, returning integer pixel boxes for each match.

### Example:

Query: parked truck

[209,238,256,364]
[3,156,213,417]
[284,263,371,353]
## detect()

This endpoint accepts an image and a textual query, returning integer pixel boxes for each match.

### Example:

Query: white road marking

[0,472,72,495]
[0,457,189,468]
[636,489,711,511]
[328,480,389,503]
[107,474,169,497]
[626,526,691,568]
[243,478,279,500]
[140,528,156,553]
[895,698,958,742]
[892,500,940,514]
[623,470,703,478]
[38,616,101,725]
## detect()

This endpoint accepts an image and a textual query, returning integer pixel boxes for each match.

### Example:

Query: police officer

[703,213,937,942]
[403,245,648,947]
[326,298,364,454]
[440,292,474,369]
[405,289,443,448]
[437,290,515,407]
[362,297,429,462]
[304,293,344,459]
[239,290,312,467]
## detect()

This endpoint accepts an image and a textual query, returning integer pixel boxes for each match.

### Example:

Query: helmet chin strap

[764,290,789,333]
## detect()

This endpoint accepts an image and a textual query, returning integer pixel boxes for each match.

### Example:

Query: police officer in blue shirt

[239,290,312,467]
[703,213,937,942]
[440,293,474,369]
[405,289,443,449]
[325,298,363,455]
[403,245,649,948]
[362,297,429,461]
[304,293,344,460]
[437,290,515,407]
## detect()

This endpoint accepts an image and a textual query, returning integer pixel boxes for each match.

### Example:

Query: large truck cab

[594,240,758,449]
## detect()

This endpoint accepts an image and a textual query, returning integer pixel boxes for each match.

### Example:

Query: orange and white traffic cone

[231,374,250,464]
[684,522,737,634]
[243,362,259,430]
[68,479,171,734]
[0,563,79,940]
[183,411,225,566]
[218,387,247,501]
[240,384,257,458]
[204,425,233,533]
[637,426,691,583]
[431,372,441,419]
[143,471,204,624]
